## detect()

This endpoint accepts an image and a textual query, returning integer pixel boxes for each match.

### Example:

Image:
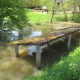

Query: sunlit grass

[27,11,51,24]
[27,11,80,25]
[27,11,66,25]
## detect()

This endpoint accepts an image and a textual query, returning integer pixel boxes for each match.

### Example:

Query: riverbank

[27,42,80,80]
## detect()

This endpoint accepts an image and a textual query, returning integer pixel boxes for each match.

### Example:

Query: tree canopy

[0,0,28,30]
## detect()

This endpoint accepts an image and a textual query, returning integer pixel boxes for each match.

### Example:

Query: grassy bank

[27,11,80,25]
[27,44,80,80]
[27,11,70,25]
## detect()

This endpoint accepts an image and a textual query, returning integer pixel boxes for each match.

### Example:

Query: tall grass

[27,44,80,80]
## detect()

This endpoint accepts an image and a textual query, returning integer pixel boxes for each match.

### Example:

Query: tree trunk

[72,6,76,20]
[50,2,56,23]
[63,11,68,21]
[50,8,55,23]
[78,5,80,13]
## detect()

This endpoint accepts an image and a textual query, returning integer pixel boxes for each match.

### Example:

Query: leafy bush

[56,15,66,21]
[72,14,80,23]
[27,45,80,80]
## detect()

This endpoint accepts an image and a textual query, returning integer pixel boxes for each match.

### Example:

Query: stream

[0,23,80,80]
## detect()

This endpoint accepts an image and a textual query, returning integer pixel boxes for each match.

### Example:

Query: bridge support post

[67,35,71,50]
[36,45,41,69]
[15,44,19,57]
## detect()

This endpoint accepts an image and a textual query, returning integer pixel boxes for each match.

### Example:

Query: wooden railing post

[67,35,71,50]
[36,45,41,69]
[15,44,19,57]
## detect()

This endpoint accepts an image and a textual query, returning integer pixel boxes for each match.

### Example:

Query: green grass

[27,11,51,24]
[27,11,80,25]
[27,44,80,80]
[27,11,68,25]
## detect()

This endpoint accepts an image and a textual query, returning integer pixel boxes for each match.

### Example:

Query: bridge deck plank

[10,26,80,45]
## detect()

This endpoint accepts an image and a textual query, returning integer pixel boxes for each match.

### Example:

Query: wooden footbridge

[10,26,80,69]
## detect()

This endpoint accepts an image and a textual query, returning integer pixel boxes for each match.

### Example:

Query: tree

[24,0,41,8]
[24,0,53,10]
[0,0,28,30]
[66,0,80,22]
[67,0,80,13]
[0,0,28,39]
[40,0,53,11]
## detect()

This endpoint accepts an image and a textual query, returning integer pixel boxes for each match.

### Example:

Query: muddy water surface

[0,29,43,80]
[0,23,80,80]
[0,45,44,80]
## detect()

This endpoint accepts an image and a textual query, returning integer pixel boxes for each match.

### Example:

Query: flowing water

[0,23,80,80]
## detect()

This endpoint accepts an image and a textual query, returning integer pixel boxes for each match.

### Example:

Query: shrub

[27,45,80,80]
[72,14,80,23]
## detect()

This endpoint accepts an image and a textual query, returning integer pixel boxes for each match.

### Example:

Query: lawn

[27,11,67,25]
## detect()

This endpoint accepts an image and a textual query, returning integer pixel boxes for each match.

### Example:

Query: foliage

[0,0,28,39]
[0,0,28,30]
[24,0,53,11]
[40,0,53,11]
[27,44,80,80]
[24,0,41,8]
[71,14,80,23]
[55,14,66,21]
[67,0,80,8]
[24,0,80,23]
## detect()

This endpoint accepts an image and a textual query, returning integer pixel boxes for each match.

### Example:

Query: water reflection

[10,30,19,41]
[0,23,80,80]
[30,29,42,37]
[11,28,42,56]
[0,28,43,80]
[27,29,42,55]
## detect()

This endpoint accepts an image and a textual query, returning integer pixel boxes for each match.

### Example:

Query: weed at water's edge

[27,44,80,80]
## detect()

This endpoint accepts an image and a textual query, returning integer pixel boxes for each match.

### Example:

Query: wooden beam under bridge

[10,26,80,69]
